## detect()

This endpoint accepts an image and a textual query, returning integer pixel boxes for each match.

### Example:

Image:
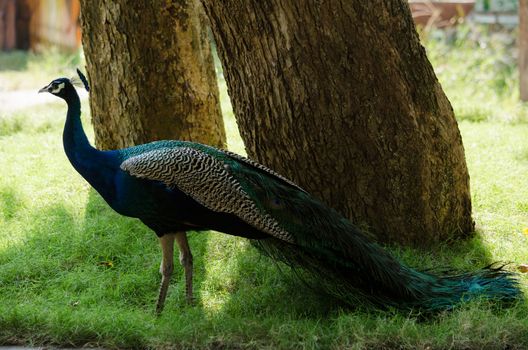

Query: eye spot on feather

[269,197,282,209]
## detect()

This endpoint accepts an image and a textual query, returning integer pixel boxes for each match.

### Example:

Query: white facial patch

[51,82,65,94]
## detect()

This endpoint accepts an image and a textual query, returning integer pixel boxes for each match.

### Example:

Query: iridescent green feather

[118,139,521,312]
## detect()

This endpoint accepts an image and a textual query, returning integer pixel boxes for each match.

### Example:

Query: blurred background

[0,0,520,52]
[0,0,80,52]
[0,2,527,348]
[0,0,526,120]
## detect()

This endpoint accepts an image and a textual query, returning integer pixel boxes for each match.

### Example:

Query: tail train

[249,178,521,312]
[253,236,520,312]
[44,70,521,313]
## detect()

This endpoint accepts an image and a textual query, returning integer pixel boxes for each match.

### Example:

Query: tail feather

[238,163,522,311]
[414,265,520,310]
[253,238,521,312]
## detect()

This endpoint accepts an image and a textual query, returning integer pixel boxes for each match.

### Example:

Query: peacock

[39,70,521,314]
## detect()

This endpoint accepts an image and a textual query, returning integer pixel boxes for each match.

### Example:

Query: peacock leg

[156,233,176,314]
[175,231,193,303]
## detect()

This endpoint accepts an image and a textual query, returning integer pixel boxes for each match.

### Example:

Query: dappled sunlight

[426,25,525,124]
[0,124,92,257]
[1,97,527,348]
[460,122,528,265]
[198,234,247,312]
[0,185,27,252]
[218,75,246,155]
[199,233,340,319]
[1,18,528,346]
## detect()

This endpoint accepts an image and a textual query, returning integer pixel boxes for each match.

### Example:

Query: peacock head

[38,78,73,99]
[38,69,90,100]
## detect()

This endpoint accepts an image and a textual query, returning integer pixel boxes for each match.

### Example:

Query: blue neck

[62,88,117,203]
[63,89,95,159]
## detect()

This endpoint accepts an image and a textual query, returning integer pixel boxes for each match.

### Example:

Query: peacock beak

[38,84,51,93]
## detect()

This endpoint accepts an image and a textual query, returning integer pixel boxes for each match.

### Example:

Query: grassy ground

[0,26,528,349]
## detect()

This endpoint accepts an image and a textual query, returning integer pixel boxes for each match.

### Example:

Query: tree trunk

[520,0,528,101]
[79,0,226,149]
[202,1,474,246]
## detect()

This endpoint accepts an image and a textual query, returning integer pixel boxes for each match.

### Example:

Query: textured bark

[520,0,528,101]
[202,0,474,245]
[79,0,226,149]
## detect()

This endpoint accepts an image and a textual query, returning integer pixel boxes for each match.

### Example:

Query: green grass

[0,48,83,91]
[1,27,528,349]
[425,25,528,124]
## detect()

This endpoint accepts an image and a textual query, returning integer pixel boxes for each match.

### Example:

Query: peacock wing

[218,149,306,193]
[120,147,294,243]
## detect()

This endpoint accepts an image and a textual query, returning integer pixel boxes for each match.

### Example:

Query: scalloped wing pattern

[219,149,306,193]
[120,147,294,243]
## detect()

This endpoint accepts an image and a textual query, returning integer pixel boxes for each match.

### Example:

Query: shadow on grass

[82,189,213,313]
[0,202,76,273]
[207,225,511,326]
[218,242,341,316]
[176,222,510,348]
[390,228,498,273]
[0,185,24,221]
[84,188,338,320]
[0,188,204,347]
[0,184,513,348]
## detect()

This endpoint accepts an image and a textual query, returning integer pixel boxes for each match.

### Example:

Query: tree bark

[202,1,474,246]
[79,0,226,149]
[520,0,528,101]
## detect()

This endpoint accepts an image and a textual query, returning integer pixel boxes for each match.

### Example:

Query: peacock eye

[270,197,282,208]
